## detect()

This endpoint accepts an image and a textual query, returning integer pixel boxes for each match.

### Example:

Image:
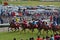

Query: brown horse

[51,24,60,34]
[37,21,43,35]
[21,22,35,33]
[41,21,51,35]
[8,22,20,31]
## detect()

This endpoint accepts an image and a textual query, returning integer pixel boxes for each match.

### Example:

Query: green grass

[1,1,60,7]
[0,29,54,40]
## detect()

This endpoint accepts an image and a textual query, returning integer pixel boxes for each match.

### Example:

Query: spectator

[23,9,26,16]
[13,38,16,40]
[18,7,21,13]
[36,36,43,40]
[29,38,32,40]
[31,37,34,40]
[54,33,60,40]
[50,15,53,22]
[50,35,54,40]
[46,36,50,40]
[0,17,3,24]
[29,37,34,40]
[43,37,46,40]
[54,33,58,40]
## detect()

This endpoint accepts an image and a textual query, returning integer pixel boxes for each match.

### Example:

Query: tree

[0,0,2,4]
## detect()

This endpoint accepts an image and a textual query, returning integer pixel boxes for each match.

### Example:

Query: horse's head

[56,25,60,29]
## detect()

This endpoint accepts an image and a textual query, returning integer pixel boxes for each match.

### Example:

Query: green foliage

[0,0,2,4]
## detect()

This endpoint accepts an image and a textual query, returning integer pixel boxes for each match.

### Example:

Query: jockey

[53,21,57,26]
[22,19,28,27]
[49,22,53,28]
[35,20,38,24]
[23,19,27,25]
[16,17,20,23]
[32,20,38,27]
[50,15,53,22]
[45,22,49,27]
[38,20,42,25]
[32,20,36,25]
[15,17,20,26]
[12,18,16,24]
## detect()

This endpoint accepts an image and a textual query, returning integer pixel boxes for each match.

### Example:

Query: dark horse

[21,22,35,33]
[51,24,60,34]
[41,21,51,35]
[8,22,20,31]
[37,20,43,35]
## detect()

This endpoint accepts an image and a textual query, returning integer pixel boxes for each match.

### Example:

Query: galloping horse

[21,22,35,33]
[37,20,43,34]
[51,23,60,34]
[8,22,20,31]
[41,21,51,34]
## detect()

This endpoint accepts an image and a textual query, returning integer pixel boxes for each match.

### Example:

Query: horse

[36,20,43,35]
[20,22,29,33]
[51,24,60,34]
[20,22,35,33]
[8,22,20,31]
[41,21,51,35]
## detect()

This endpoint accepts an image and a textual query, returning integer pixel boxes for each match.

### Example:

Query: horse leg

[31,28,34,33]
[37,28,41,35]
[28,28,30,33]
[24,28,26,34]
[46,30,49,35]
[17,27,19,31]
[50,29,53,35]
[38,30,41,35]
[20,28,23,34]
[43,29,45,37]
[22,28,26,34]
[21,28,24,32]
[37,29,40,35]
[39,30,41,35]
[53,30,55,35]
[10,28,13,31]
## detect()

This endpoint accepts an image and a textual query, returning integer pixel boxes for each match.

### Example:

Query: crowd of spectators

[0,4,60,24]
[13,33,60,40]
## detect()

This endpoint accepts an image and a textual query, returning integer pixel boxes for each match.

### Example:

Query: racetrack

[0,27,8,32]
[0,27,22,32]
[0,19,50,32]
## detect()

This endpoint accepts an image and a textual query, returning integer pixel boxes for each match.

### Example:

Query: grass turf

[0,29,54,40]
[1,1,60,7]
